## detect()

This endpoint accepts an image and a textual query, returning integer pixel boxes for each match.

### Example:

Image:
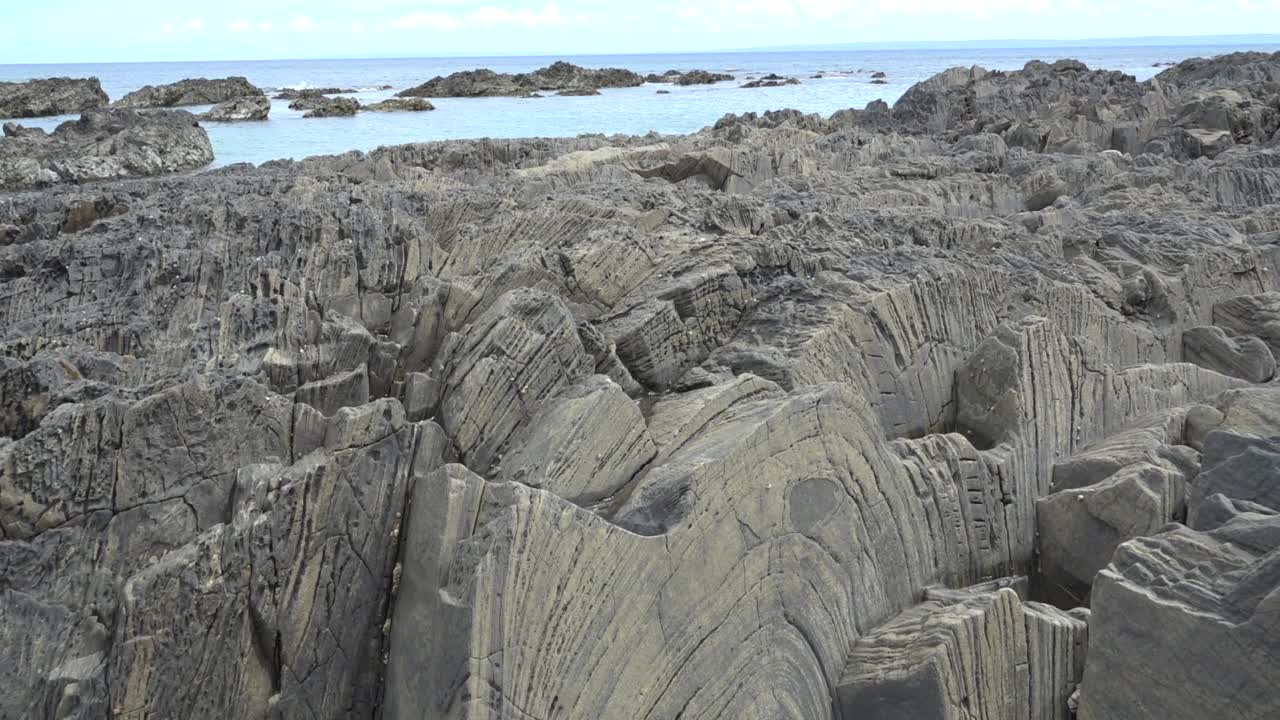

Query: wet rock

[741,74,801,88]
[673,70,735,85]
[272,87,357,100]
[292,96,360,118]
[0,77,109,119]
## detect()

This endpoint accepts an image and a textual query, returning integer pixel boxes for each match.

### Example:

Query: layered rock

[114,76,265,108]
[1078,512,1280,720]
[290,96,361,118]
[0,77,109,119]
[3,51,1280,720]
[0,109,212,189]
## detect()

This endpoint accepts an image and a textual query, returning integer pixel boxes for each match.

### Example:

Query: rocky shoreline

[2,51,1280,720]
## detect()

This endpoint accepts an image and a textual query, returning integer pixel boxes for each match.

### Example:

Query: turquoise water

[3,45,1277,166]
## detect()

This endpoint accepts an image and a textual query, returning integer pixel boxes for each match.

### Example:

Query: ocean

[2,44,1277,167]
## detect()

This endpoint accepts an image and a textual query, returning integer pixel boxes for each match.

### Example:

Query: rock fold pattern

[3,53,1280,720]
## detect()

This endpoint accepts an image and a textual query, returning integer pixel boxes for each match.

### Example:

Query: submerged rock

[0,109,212,189]
[741,74,801,88]
[114,76,265,108]
[0,77,109,118]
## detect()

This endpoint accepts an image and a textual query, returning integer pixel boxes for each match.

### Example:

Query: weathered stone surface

[1214,292,1280,359]
[1188,431,1280,528]
[0,77,109,119]
[0,109,212,189]
[1183,324,1276,382]
[1078,513,1280,720]
[114,76,265,108]
[199,94,271,121]
[835,588,1029,720]
[4,51,1280,720]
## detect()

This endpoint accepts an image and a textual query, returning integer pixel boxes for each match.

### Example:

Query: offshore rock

[114,76,265,108]
[398,61,643,98]
[0,77,109,119]
[0,109,212,189]
[199,94,271,121]
[293,96,361,118]
[363,98,436,112]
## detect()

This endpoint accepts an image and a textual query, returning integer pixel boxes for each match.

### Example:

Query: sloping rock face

[397,61,644,98]
[0,109,213,189]
[114,76,265,108]
[3,52,1280,720]
[0,77,109,119]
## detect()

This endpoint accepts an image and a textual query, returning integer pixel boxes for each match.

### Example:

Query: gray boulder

[1183,325,1276,382]
[1188,431,1280,528]
[0,109,212,189]
[114,76,264,108]
[291,96,360,118]
[1078,513,1280,720]
[198,95,270,122]
[0,77,109,119]
[1214,292,1280,360]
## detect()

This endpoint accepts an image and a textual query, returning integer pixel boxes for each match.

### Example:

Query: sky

[3,0,1280,64]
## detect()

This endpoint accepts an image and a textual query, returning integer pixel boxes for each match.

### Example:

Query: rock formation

[741,73,802,88]
[273,87,358,100]
[2,53,1280,720]
[199,95,271,121]
[114,76,265,108]
[289,96,361,118]
[0,77,109,118]
[363,98,436,112]
[397,61,644,98]
[0,109,213,189]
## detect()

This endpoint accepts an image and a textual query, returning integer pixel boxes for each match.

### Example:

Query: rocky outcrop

[4,52,1280,720]
[0,77,109,119]
[556,88,600,96]
[397,61,643,98]
[362,98,435,112]
[674,70,735,85]
[0,109,212,189]
[114,76,265,108]
[290,96,360,118]
[741,74,801,88]
[199,95,271,121]
[273,87,358,100]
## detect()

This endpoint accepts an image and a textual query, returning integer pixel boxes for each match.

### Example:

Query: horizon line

[3,32,1279,67]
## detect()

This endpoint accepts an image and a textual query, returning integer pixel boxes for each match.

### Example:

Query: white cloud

[227,19,250,33]
[290,15,317,31]
[391,11,461,30]
[162,23,175,33]
[468,4,566,27]
[391,4,567,30]
[256,21,273,31]
[351,23,365,33]
[181,18,205,31]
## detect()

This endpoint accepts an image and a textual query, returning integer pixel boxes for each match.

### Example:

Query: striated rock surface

[0,109,212,189]
[3,51,1280,720]
[0,77,109,119]
[290,96,361,118]
[398,61,643,98]
[114,76,265,108]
